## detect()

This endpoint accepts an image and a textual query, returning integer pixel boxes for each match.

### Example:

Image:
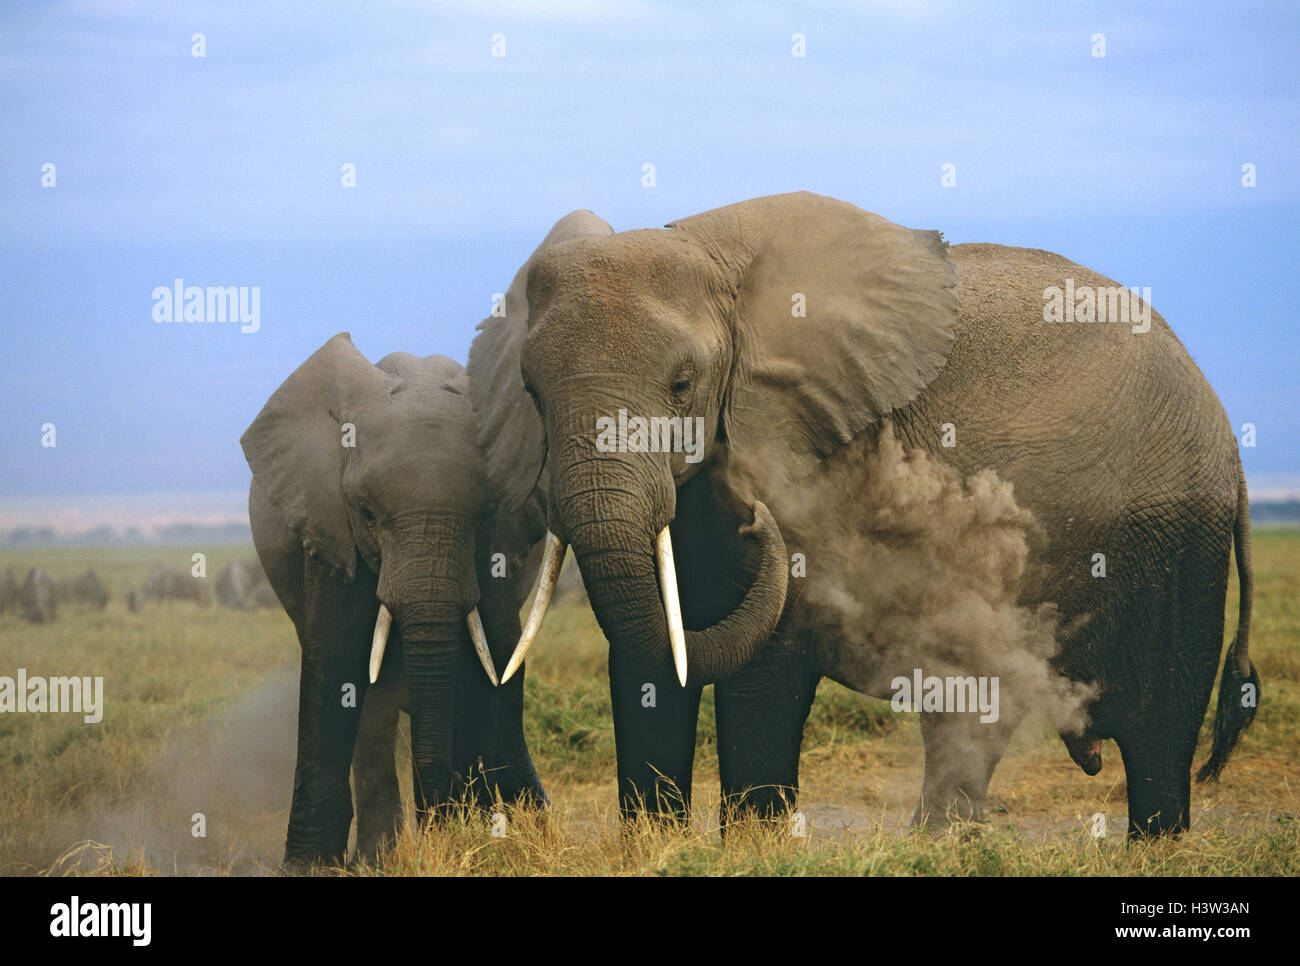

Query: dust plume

[758,421,1095,735]
[40,668,300,876]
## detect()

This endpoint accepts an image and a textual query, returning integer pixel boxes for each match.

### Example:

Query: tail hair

[1196,633,1259,782]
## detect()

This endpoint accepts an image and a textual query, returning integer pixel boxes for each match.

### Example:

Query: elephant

[241,209,612,867]
[214,558,277,610]
[495,191,1257,839]
[61,570,109,612]
[20,568,59,623]
[128,567,209,610]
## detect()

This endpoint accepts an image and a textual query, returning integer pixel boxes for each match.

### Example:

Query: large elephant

[497,192,1257,838]
[242,210,612,867]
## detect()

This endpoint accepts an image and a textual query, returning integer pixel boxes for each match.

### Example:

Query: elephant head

[242,337,496,821]
[493,192,959,813]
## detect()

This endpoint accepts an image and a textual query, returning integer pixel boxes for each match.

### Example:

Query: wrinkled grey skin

[511,192,1256,838]
[241,212,607,868]
[20,568,58,623]
[214,558,277,610]
[128,567,209,611]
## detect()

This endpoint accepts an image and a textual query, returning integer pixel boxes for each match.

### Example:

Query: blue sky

[1,0,1297,511]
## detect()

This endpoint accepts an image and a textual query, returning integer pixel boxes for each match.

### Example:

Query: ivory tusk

[499,531,565,684]
[467,607,499,687]
[656,526,688,687]
[369,604,393,684]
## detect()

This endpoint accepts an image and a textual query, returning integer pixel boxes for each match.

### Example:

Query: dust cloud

[760,421,1096,735]
[40,668,300,876]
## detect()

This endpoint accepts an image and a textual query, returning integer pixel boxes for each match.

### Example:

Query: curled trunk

[556,445,789,686]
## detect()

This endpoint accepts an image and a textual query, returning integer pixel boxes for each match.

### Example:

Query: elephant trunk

[380,518,478,816]
[550,431,789,687]
[399,596,462,813]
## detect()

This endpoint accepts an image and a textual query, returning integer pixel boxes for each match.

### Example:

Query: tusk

[369,604,392,684]
[467,607,499,687]
[656,526,688,687]
[500,531,565,684]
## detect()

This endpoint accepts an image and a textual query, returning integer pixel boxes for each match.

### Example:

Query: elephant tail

[1196,468,1259,783]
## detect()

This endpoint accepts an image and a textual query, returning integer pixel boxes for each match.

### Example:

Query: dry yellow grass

[1,531,1296,876]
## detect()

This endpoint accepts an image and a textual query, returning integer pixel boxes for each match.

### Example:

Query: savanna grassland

[1,533,1296,876]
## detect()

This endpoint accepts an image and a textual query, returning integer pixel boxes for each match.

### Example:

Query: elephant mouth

[368,601,500,686]
[500,526,690,686]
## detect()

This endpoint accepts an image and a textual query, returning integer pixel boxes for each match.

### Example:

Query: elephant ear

[240,332,386,580]
[669,191,958,493]
[468,209,615,512]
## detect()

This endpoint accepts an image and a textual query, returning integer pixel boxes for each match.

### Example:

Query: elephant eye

[360,504,377,525]
[670,372,693,398]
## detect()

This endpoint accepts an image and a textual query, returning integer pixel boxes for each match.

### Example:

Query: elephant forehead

[347,395,483,485]
[528,230,711,320]
[348,437,486,515]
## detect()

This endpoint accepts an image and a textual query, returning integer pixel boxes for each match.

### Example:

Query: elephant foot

[280,849,344,875]
[618,801,693,835]
[911,788,986,831]
[462,755,551,812]
[1125,797,1190,841]
[353,821,401,866]
[718,785,798,839]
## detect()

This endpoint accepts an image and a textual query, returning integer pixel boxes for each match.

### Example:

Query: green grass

[1,532,1296,875]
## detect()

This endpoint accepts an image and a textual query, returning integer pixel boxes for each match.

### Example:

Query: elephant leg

[283,557,375,869]
[1113,531,1229,839]
[352,664,402,862]
[610,653,704,824]
[715,636,819,829]
[1114,728,1194,838]
[913,710,1018,829]
[487,663,549,808]
[1114,623,1222,838]
[454,603,548,809]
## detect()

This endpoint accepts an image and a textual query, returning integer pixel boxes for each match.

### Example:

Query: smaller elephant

[61,570,109,612]
[215,558,278,610]
[243,209,609,867]
[245,342,550,865]
[20,568,58,623]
